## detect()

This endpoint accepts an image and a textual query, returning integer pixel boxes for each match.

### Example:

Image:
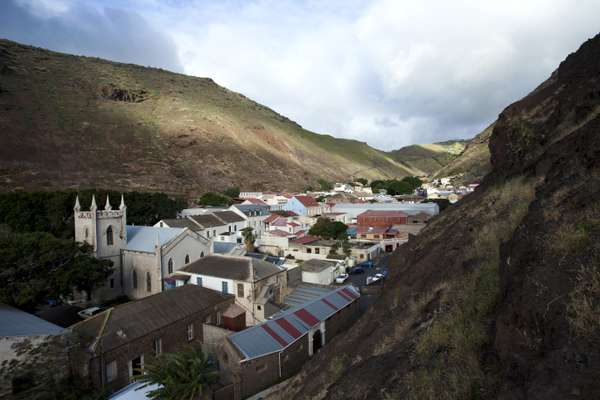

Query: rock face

[271,34,600,400]
[0,39,413,196]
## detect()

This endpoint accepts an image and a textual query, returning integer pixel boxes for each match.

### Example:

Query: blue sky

[1,0,599,150]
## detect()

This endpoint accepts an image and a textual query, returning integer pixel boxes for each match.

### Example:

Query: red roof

[273,210,298,217]
[265,214,282,224]
[356,226,390,234]
[269,229,294,237]
[288,221,300,227]
[295,195,319,207]
[290,235,319,245]
[357,210,408,218]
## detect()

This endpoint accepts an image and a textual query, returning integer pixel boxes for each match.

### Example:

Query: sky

[1,0,599,150]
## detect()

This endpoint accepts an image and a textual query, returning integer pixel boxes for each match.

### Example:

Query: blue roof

[126,226,185,253]
[109,382,161,400]
[0,304,64,336]
[284,285,336,308]
[228,285,359,360]
[213,241,237,254]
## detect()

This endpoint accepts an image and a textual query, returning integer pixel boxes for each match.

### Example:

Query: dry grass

[567,264,600,346]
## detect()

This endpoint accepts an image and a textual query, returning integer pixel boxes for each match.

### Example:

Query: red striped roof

[294,309,319,327]
[274,318,302,339]
[321,298,339,311]
[261,324,288,346]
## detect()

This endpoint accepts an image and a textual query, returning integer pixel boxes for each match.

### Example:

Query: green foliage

[355,177,369,185]
[136,346,218,400]
[0,231,113,309]
[317,178,333,191]
[197,192,232,207]
[0,190,185,239]
[221,186,240,199]
[308,218,348,240]
[342,240,352,257]
[369,177,422,195]
[241,227,255,252]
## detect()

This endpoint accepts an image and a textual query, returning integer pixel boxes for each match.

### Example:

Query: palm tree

[136,346,218,400]
[241,227,255,252]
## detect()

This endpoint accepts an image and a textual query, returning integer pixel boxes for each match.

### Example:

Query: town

[0,176,469,400]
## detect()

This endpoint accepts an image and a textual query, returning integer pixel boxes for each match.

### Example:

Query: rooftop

[0,304,64,336]
[357,210,408,218]
[301,259,338,273]
[126,225,185,253]
[189,213,227,228]
[180,255,284,282]
[213,210,245,224]
[158,218,203,232]
[295,195,319,207]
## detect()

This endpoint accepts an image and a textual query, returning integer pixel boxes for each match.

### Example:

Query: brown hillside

[270,33,600,399]
[0,39,415,197]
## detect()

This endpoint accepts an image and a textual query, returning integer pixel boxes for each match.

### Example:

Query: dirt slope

[271,33,600,400]
[0,39,416,196]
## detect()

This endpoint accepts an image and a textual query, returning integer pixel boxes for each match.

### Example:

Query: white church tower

[74,195,127,298]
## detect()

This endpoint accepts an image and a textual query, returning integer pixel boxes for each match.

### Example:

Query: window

[200,251,204,258]
[257,305,262,311]
[196,276,203,286]
[237,283,244,298]
[187,323,194,341]
[315,248,320,254]
[84,228,89,239]
[185,254,190,264]
[205,314,212,324]
[217,311,222,325]
[109,279,114,289]
[129,356,143,378]
[154,338,162,356]
[213,229,216,236]
[228,226,231,233]
[106,360,117,383]
[222,281,228,294]
[168,258,173,274]
[146,272,152,292]
[234,225,237,231]
[307,248,312,254]
[207,231,210,238]
[106,226,114,246]
[132,269,138,289]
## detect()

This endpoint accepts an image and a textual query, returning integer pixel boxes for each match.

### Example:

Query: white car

[77,306,105,319]
[366,273,385,285]
[335,273,349,284]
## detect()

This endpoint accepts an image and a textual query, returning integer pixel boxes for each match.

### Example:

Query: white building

[300,259,342,285]
[229,204,270,238]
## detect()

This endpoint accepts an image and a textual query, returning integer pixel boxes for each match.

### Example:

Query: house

[241,197,268,206]
[286,238,381,262]
[239,192,263,199]
[218,285,361,400]
[71,285,235,394]
[331,202,439,221]
[178,255,288,325]
[229,204,270,238]
[74,196,210,301]
[320,212,349,224]
[283,195,322,216]
[1,305,67,398]
[300,259,342,285]
[157,210,246,242]
[357,210,408,227]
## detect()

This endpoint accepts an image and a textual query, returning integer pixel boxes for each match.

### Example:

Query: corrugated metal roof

[0,304,64,336]
[126,226,184,253]
[228,285,359,360]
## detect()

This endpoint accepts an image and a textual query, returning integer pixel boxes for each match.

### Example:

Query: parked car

[366,272,387,285]
[335,273,349,283]
[349,267,365,275]
[77,306,105,319]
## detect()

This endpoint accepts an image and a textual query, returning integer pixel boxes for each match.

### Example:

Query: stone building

[217,285,361,399]
[70,285,234,394]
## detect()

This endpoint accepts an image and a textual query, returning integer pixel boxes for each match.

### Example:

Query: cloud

[1,0,599,150]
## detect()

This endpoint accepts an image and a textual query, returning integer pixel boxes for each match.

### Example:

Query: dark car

[349,267,365,275]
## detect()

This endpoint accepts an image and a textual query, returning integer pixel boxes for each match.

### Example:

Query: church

[74,195,210,300]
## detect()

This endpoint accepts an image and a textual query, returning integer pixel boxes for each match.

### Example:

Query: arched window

[146,272,152,292]
[84,228,89,239]
[185,254,190,264]
[132,269,138,289]
[106,226,113,246]
[200,251,204,258]
[168,258,173,274]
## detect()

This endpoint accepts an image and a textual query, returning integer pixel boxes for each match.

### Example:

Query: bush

[197,192,231,207]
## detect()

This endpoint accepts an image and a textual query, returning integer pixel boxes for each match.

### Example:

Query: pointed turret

[90,195,97,211]
[105,195,112,211]
[74,195,81,211]
[119,194,126,210]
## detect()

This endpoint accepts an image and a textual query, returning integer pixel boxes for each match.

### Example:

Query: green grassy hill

[0,39,417,197]
[388,140,468,176]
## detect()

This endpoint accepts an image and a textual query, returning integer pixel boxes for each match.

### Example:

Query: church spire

[90,195,97,211]
[119,194,126,210]
[74,195,81,211]
[105,195,112,211]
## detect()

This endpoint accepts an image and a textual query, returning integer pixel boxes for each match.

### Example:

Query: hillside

[433,124,492,181]
[388,140,467,176]
[0,39,419,197]
[272,34,600,399]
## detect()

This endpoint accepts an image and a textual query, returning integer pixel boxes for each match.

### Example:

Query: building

[71,285,235,394]
[332,202,439,221]
[286,238,381,262]
[157,210,246,243]
[178,255,287,325]
[218,285,361,400]
[357,210,408,227]
[283,195,322,216]
[74,196,210,300]
[229,204,270,238]
[1,305,67,398]
[300,259,342,285]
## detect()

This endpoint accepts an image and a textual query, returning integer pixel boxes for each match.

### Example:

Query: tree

[386,180,412,195]
[355,178,368,185]
[0,232,113,309]
[137,346,218,400]
[221,186,240,199]
[329,241,341,255]
[197,192,231,207]
[341,239,352,257]
[317,178,333,191]
[241,227,255,252]
[308,218,348,240]
[402,176,422,191]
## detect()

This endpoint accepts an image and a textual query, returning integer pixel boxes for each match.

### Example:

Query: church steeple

[119,194,126,210]
[90,195,97,211]
[74,195,81,212]
[105,195,112,211]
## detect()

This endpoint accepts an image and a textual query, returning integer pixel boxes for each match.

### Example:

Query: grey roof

[72,285,232,354]
[160,218,203,232]
[0,304,64,336]
[189,214,227,228]
[126,225,185,253]
[284,284,337,308]
[232,204,270,217]
[332,202,439,217]
[213,241,237,254]
[181,255,283,282]
[214,211,245,224]
[301,259,337,273]
[228,285,359,360]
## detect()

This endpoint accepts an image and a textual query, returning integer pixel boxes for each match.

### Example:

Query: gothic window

[185,254,190,264]
[84,228,89,239]
[168,258,173,274]
[132,269,138,289]
[200,251,204,258]
[146,272,152,292]
[106,226,114,246]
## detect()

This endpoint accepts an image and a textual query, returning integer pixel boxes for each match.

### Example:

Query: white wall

[302,268,335,285]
